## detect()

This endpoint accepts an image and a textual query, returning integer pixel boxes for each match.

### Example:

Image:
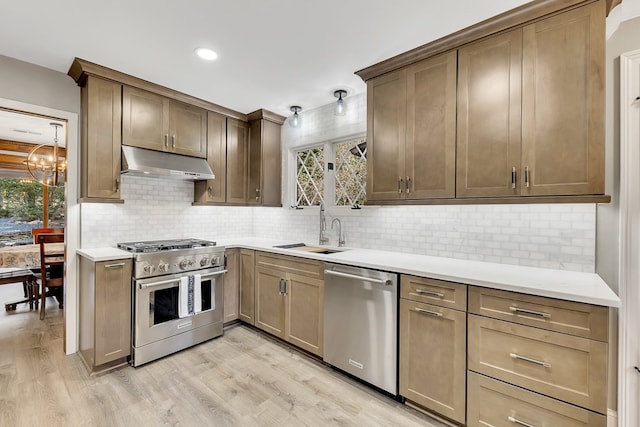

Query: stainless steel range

[117,239,226,367]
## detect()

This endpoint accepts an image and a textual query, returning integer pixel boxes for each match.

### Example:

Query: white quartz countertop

[219,237,620,308]
[76,247,134,262]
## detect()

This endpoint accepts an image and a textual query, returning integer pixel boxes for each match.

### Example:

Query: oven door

[133,267,225,347]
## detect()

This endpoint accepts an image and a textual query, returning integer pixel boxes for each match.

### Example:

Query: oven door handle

[138,269,228,290]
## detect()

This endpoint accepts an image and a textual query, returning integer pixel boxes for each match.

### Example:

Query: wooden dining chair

[32,227,64,244]
[35,233,65,320]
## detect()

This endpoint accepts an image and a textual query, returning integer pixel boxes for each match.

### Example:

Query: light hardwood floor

[1,282,447,427]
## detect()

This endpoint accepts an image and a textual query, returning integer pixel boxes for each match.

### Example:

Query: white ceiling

[0,111,66,146]
[1,0,531,118]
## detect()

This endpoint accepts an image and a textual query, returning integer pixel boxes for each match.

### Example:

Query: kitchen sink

[272,243,347,255]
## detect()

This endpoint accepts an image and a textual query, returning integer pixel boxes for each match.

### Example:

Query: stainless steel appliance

[323,263,398,395]
[117,239,225,367]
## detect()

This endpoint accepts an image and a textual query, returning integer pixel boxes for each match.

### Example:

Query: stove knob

[179,259,193,270]
[158,262,169,272]
[200,257,210,267]
[211,256,220,266]
[143,263,155,274]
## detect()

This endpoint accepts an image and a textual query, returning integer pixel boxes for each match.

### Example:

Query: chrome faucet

[331,218,346,247]
[319,203,329,245]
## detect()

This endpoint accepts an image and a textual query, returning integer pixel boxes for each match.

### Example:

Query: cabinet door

[521,1,604,196]
[223,248,239,324]
[122,86,168,151]
[399,299,466,424]
[168,100,207,158]
[195,112,226,203]
[457,30,523,198]
[238,249,255,324]
[286,273,324,356]
[83,76,122,200]
[255,266,286,338]
[94,259,132,365]
[366,69,407,201]
[248,119,282,206]
[226,118,249,204]
[406,51,457,199]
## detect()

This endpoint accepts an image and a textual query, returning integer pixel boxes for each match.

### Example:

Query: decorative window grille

[295,146,324,206]
[334,138,367,206]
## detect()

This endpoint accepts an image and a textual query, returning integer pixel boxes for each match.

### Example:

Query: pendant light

[334,90,347,116]
[24,122,66,187]
[289,106,302,128]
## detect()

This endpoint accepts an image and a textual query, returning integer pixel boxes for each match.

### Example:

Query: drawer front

[467,372,606,427]
[256,252,323,279]
[401,275,467,310]
[469,287,608,341]
[468,314,607,413]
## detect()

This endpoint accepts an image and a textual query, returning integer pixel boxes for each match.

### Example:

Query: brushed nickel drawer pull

[164,134,169,148]
[510,352,551,368]
[398,177,403,193]
[508,416,538,427]
[104,262,126,268]
[415,307,443,317]
[524,166,530,188]
[511,167,516,189]
[415,288,444,298]
[406,176,410,193]
[509,306,551,318]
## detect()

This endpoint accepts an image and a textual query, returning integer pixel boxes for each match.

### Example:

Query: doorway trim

[0,97,79,355]
[618,48,640,427]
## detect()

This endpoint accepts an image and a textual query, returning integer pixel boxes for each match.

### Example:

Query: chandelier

[25,122,66,187]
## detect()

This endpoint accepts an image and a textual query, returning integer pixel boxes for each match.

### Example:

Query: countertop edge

[77,248,134,262]
[220,238,621,308]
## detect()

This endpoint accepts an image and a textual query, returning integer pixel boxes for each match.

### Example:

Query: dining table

[0,242,65,311]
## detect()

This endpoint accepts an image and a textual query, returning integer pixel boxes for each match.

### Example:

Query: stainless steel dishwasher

[323,263,398,395]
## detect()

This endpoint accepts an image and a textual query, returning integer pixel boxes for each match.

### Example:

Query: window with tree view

[294,137,366,207]
[0,179,64,246]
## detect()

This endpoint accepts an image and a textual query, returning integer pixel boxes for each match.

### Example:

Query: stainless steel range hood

[121,145,214,180]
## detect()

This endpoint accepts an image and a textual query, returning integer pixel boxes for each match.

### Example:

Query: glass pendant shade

[289,106,302,128]
[334,90,347,116]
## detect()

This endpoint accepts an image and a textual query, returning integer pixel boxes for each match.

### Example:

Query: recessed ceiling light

[195,48,218,61]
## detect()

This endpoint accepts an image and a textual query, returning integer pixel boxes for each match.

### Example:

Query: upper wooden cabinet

[457,30,523,198]
[194,112,227,203]
[247,110,285,207]
[360,0,607,204]
[521,0,604,196]
[367,51,457,202]
[226,118,250,204]
[122,86,207,158]
[80,75,123,202]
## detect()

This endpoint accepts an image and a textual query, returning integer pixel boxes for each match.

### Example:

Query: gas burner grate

[117,238,216,253]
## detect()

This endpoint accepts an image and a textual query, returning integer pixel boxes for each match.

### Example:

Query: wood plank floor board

[1,282,448,426]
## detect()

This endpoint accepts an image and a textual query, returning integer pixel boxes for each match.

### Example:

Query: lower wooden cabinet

[223,248,239,324]
[399,279,467,424]
[238,249,255,324]
[78,256,132,373]
[467,372,606,427]
[254,252,324,356]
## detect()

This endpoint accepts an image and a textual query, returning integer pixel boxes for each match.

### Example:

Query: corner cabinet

[367,51,457,202]
[78,255,132,374]
[80,75,123,202]
[122,86,207,158]
[254,252,324,356]
[247,110,285,207]
[194,112,227,203]
[360,0,607,204]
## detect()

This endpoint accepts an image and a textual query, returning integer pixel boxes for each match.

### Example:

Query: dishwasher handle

[324,269,394,286]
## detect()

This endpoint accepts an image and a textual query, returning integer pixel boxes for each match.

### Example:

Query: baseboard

[608,408,618,427]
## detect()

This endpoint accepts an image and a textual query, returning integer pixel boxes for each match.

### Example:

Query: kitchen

[1,0,639,425]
